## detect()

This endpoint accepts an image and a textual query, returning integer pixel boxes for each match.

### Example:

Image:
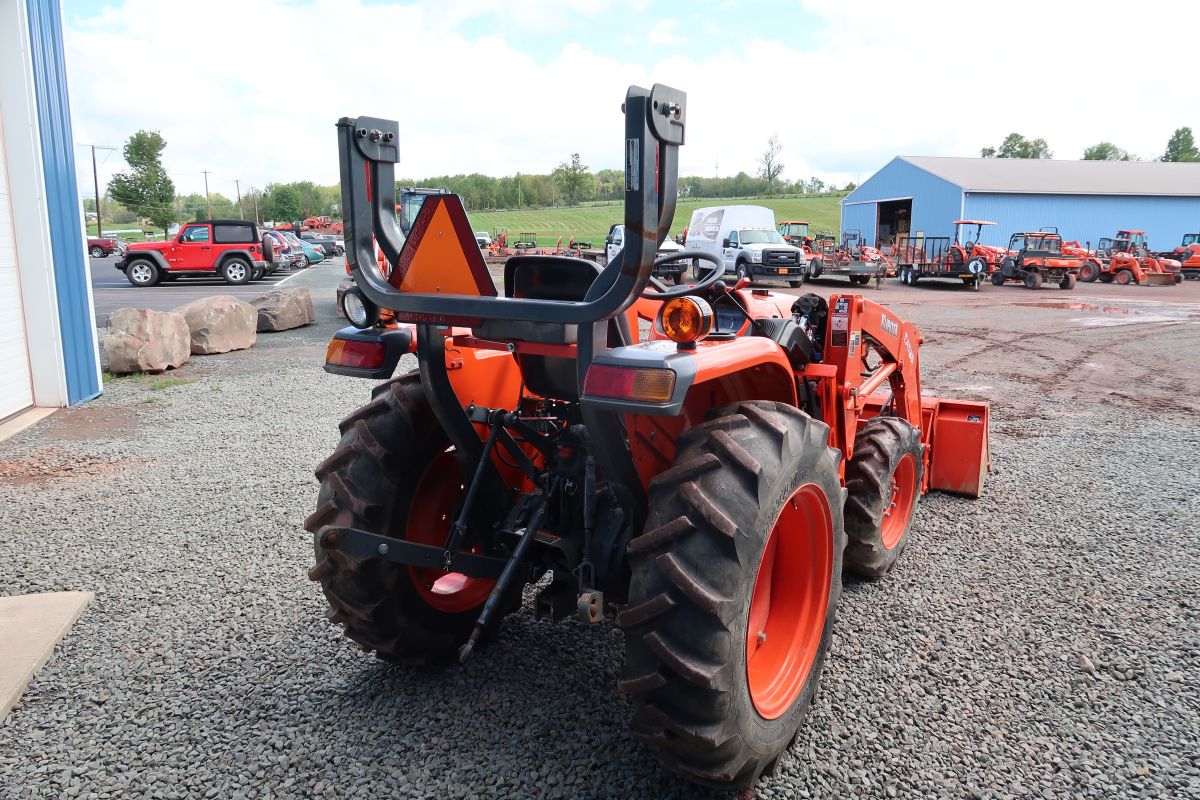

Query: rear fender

[582,337,796,490]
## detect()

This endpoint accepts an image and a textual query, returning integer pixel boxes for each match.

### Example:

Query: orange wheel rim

[406,450,495,613]
[881,452,917,550]
[746,483,834,720]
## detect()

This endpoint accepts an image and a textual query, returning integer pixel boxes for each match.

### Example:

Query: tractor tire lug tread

[619,400,846,790]
[842,416,924,578]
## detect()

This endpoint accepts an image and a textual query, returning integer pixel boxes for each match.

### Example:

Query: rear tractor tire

[619,402,845,789]
[305,375,513,665]
[842,416,923,578]
[1078,263,1099,282]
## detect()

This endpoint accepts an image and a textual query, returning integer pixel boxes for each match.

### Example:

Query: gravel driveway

[1,280,1198,799]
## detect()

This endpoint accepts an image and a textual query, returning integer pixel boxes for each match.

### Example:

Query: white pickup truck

[605,224,687,284]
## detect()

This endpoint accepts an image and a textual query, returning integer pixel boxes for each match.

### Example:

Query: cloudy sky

[65,0,1194,200]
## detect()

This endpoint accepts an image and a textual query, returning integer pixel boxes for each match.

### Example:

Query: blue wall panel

[27,0,100,405]
[841,203,876,240]
[964,193,1200,250]
[841,157,964,245]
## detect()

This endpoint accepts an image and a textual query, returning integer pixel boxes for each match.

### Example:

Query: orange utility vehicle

[311,84,990,792]
[991,230,1080,289]
[1070,230,1181,285]
[895,220,1003,290]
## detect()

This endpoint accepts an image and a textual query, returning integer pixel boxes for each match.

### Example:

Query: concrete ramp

[0,591,93,721]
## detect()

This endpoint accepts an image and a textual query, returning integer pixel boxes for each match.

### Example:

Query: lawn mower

[308,83,990,791]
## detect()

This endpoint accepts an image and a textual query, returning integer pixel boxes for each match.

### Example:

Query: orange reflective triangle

[389,195,497,297]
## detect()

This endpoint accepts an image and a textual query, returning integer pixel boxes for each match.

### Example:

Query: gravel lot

[1,274,1198,799]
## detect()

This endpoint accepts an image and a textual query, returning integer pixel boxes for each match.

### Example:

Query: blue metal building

[0,0,103,424]
[842,156,1200,252]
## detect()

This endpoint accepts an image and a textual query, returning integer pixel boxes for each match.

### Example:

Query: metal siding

[842,157,964,243]
[26,0,100,405]
[963,193,1200,249]
[841,203,877,242]
[0,123,36,418]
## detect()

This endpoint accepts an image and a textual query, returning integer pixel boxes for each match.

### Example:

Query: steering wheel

[641,250,727,298]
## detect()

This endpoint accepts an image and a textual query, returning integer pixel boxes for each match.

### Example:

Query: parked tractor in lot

[1157,232,1199,279]
[309,84,990,792]
[1068,230,1180,286]
[991,231,1081,289]
[895,220,1003,290]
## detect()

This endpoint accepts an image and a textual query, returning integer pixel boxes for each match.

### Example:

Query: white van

[684,205,807,286]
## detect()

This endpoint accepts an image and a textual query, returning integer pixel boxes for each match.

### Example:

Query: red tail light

[326,338,386,369]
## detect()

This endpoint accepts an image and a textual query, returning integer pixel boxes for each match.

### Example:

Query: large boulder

[101,308,191,374]
[173,295,258,355]
[251,287,316,332]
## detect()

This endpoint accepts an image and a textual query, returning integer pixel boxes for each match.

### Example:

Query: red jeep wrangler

[115,219,267,287]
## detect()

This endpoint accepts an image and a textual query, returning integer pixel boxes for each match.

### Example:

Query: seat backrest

[476,255,606,401]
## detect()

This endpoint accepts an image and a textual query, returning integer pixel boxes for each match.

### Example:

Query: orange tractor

[1068,230,1181,286]
[312,84,990,791]
[1157,232,1199,280]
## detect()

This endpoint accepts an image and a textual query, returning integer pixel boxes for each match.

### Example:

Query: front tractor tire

[619,402,845,789]
[842,416,923,578]
[304,375,506,665]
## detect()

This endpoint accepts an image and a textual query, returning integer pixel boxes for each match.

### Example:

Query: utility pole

[250,188,260,225]
[80,144,116,238]
[233,179,244,219]
[201,170,213,217]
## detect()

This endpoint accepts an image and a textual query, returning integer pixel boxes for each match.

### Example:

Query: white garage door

[0,135,34,419]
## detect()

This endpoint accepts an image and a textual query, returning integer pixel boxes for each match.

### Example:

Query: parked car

[281,231,324,267]
[300,232,341,257]
[87,236,125,258]
[260,230,294,278]
[315,234,345,256]
[475,231,493,248]
[115,219,267,287]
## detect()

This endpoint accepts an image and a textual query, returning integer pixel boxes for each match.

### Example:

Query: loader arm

[818,294,923,464]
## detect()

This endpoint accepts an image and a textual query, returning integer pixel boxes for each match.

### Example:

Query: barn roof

[900,156,1200,196]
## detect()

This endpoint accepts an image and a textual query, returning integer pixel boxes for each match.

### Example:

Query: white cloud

[64,0,1197,201]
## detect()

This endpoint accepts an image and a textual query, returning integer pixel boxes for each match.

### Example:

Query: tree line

[980,127,1199,161]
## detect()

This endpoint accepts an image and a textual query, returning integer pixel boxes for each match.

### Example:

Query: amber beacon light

[658,296,713,347]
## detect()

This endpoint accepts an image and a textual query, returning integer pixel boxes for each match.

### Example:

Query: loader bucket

[856,395,990,498]
[923,398,990,497]
[1144,272,1175,286]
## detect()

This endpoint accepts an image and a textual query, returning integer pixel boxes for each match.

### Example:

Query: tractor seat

[473,255,627,401]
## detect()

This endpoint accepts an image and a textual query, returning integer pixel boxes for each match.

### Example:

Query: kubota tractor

[1070,230,1181,286]
[1157,232,1199,279]
[310,84,990,791]
[991,231,1081,289]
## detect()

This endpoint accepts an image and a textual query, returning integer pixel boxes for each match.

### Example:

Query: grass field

[84,193,847,247]
[467,195,846,248]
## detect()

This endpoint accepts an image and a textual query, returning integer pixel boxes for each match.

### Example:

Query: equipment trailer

[310,84,990,792]
[894,221,1004,290]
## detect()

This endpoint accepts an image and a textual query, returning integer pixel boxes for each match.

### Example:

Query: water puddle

[1015,300,1198,327]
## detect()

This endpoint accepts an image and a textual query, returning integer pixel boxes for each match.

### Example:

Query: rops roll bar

[336,84,685,325]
